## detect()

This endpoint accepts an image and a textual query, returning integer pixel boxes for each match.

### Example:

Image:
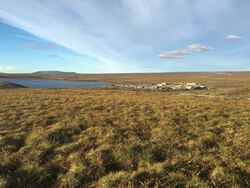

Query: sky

[0,0,250,73]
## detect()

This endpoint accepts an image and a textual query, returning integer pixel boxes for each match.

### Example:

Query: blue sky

[0,0,249,73]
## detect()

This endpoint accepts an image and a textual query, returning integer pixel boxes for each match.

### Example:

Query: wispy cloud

[0,0,249,72]
[188,44,214,52]
[0,0,236,71]
[158,49,191,59]
[48,54,61,58]
[158,43,214,59]
[0,65,15,71]
[226,34,242,40]
[23,42,54,49]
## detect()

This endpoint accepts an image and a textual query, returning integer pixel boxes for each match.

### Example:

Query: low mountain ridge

[33,71,77,75]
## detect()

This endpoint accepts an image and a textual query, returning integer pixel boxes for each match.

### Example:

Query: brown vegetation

[0,87,249,187]
[1,72,250,88]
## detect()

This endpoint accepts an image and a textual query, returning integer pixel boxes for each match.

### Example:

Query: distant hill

[33,71,77,75]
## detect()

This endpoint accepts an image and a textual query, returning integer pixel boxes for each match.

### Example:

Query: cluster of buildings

[113,82,208,90]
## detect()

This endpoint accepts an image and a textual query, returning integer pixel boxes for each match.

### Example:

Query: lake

[0,78,112,88]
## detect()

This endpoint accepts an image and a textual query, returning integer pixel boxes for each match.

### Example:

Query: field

[1,72,250,87]
[0,72,249,187]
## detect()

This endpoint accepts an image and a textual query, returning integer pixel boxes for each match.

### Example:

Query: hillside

[0,81,26,89]
[0,88,249,187]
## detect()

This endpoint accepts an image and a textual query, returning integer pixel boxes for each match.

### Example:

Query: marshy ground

[0,87,249,187]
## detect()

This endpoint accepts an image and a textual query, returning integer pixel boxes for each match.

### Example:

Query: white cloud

[226,34,242,40]
[0,0,246,71]
[0,66,15,71]
[158,49,191,59]
[188,44,214,52]
[159,43,214,59]
[0,1,231,69]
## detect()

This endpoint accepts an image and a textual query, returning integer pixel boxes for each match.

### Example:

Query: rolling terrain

[1,72,250,88]
[0,73,249,187]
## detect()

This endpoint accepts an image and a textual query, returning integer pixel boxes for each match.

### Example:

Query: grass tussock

[0,88,249,187]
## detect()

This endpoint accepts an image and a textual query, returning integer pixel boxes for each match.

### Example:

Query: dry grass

[1,72,250,88]
[0,87,249,187]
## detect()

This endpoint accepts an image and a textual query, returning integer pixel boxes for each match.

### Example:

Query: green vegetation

[0,87,249,187]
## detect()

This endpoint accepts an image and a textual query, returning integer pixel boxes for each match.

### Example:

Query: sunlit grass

[0,88,249,187]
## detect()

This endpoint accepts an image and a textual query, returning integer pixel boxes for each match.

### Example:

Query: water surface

[0,78,111,88]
